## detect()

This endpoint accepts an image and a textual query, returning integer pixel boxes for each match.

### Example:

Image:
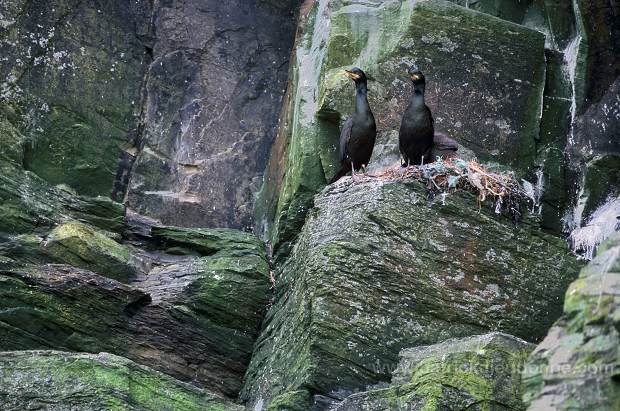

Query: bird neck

[409,82,426,108]
[355,82,370,114]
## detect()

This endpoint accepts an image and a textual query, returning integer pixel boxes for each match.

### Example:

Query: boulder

[151,225,266,256]
[0,350,242,411]
[0,162,125,236]
[257,0,546,255]
[335,333,534,411]
[522,233,620,410]
[242,177,580,407]
[0,227,270,397]
[43,221,138,282]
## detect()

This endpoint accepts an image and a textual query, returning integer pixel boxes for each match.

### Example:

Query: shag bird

[399,64,434,166]
[329,67,377,184]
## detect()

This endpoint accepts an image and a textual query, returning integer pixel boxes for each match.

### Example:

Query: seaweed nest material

[363,158,535,222]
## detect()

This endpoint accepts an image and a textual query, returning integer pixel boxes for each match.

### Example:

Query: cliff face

[0,0,619,410]
[122,0,301,229]
[1,0,300,230]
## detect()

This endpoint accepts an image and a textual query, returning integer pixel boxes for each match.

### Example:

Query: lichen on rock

[522,233,620,410]
[43,220,138,282]
[0,350,243,411]
[242,177,580,408]
[335,332,534,411]
[258,0,547,256]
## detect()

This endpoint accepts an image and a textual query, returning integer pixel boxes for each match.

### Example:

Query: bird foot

[399,165,407,178]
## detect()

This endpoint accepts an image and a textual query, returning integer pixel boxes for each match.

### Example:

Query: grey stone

[522,233,620,410]
[123,0,300,229]
[242,177,580,408]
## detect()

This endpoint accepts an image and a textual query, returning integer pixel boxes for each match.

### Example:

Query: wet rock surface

[335,332,534,411]
[0,227,270,398]
[242,177,580,408]
[122,0,300,229]
[0,0,150,197]
[522,233,620,410]
[0,351,243,411]
[258,0,547,256]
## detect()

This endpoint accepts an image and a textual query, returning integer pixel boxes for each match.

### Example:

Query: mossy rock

[243,178,580,408]
[0,161,125,236]
[0,0,147,196]
[22,105,128,197]
[267,390,312,411]
[0,350,243,411]
[258,0,546,255]
[0,109,25,165]
[0,234,50,267]
[151,226,266,256]
[335,333,533,411]
[0,225,270,397]
[43,221,137,282]
[522,233,620,410]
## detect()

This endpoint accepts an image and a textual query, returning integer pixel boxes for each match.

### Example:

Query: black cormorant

[399,65,434,166]
[329,67,377,183]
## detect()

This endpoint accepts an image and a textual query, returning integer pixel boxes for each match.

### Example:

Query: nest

[363,158,533,222]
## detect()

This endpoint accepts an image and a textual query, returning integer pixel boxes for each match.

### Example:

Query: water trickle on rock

[570,196,620,260]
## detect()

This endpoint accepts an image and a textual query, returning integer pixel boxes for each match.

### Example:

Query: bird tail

[329,164,350,184]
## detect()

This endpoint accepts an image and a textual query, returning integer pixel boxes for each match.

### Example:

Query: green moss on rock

[522,233,620,410]
[243,178,580,408]
[43,220,137,282]
[0,107,25,165]
[23,106,128,197]
[151,226,266,256]
[0,0,148,196]
[267,390,312,411]
[0,351,243,411]
[335,333,533,411]
[258,0,546,255]
[0,161,125,236]
[0,226,270,397]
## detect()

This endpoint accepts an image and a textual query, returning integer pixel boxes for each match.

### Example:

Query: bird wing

[433,132,458,151]
[339,117,353,163]
[427,105,434,127]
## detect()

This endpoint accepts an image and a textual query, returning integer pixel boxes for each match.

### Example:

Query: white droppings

[570,196,620,260]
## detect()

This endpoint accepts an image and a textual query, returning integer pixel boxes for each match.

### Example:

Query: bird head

[343,67,368,84]
[407,65,425,85]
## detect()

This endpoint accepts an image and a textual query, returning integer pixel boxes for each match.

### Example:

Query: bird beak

[343,70,359,80]
[410,74,421,81]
